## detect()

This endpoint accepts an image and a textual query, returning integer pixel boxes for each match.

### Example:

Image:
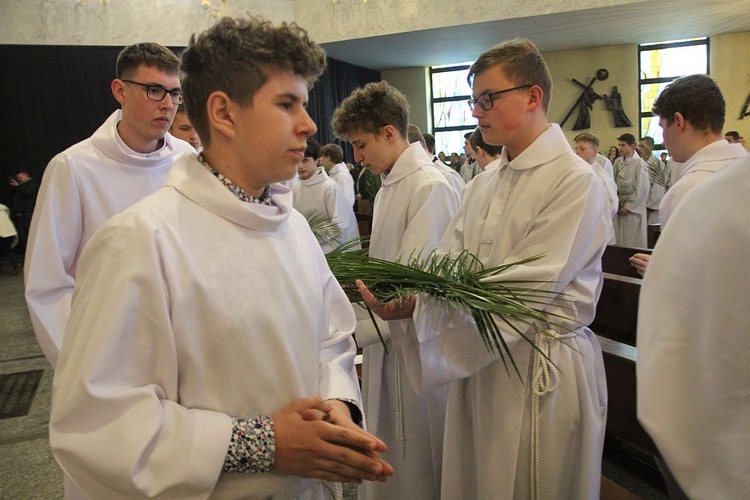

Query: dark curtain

[0,45,379,206]
[308,57,381,163]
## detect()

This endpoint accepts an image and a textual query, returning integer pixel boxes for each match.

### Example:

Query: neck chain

[198,154,273,206]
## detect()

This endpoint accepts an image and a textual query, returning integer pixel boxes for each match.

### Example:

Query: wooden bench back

[594,246,662,460]
[592,245,652,346]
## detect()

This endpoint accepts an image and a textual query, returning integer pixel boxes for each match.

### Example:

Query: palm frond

[325,243,571,378]
[303,210,343,245]
[643,159,670,189]
[614,162,634,208]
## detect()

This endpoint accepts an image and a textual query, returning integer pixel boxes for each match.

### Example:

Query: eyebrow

[278,92,306,104]
[143,82,181,92]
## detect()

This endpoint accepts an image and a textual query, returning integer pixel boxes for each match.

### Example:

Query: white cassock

[394,125,609,499]
[588,159,618,244]
[24,109,194,367]
[359,142,459,500]
[595,153,615,180]
[293,167,360,253]
[613,151,649,247]
[658,139,746,227]
[637,155,750,499]
[50,152,361,499]
[328,162,356,209]
[432,159,466,200]
[644,154,666,224]
[281,172,300,191]
[459,160,481,183]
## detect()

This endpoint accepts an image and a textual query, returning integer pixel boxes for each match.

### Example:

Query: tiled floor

[0,268,666,499]
[0,271,63,499]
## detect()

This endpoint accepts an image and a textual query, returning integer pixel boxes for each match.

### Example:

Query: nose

[471,107,483,119]
[299,110,317,137]
[353,148,364,163]
[160,93,176,110]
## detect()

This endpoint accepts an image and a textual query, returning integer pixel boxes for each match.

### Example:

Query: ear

[526,85,544,111]
[206,91,236,141]
[382,124,397,143]
[111,79,126,106]
[673,112,687,132]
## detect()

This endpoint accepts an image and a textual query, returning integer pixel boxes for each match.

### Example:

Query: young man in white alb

[49,16,392,499]
[575,132,618,243]
[333,80,459,500]
[638,154,750,499]
[359,39,610,499]
[629,74,746,275]
[320,142,356,208]
[25,43,194,369]
[613,132,649,247]
[293,137,360,253]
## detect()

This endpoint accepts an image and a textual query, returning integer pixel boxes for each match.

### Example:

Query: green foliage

[304,210,342,245]
[326,241,570,377]
[644,159,670,189]
[358,169,382,201]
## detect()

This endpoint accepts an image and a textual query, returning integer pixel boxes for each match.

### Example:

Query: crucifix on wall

[562,69,634,129]
[561,68,609,130]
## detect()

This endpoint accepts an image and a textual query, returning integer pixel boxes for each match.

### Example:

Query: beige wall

[385,31,750,151]
[712,32,750,139]
[381,67,432,134]
[546,44,639,150]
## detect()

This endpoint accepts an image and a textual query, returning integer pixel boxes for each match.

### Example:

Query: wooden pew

[598,336,660,458]
[591,246,651,346]
[354,198,373,249]
[647,223,661,248]
[593,245,662,478]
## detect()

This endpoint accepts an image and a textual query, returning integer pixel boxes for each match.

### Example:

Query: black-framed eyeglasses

[467,84,533,112]
[121,79,183,105]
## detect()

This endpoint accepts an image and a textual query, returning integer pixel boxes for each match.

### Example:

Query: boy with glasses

[25,42,193,370]
[358,39,610,499]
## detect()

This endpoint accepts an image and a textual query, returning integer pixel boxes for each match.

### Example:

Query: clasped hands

[273,396,392,485]
[271,281,416,485]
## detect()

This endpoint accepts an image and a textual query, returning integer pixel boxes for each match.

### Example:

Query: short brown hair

[180,16,326,146]
[652,74,725,134]
[574,132,600,149]
[423,132,436,154]
[331,81,409,140]
[469,128,502,156]
[116,42,180,80]
[320,144,344,163]
[407,124,427,149]
[468,39,553,111]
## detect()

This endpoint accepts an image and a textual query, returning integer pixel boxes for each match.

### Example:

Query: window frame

[638,38,710,147]
[430,63,476,156]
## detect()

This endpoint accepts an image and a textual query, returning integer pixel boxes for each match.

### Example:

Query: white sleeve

[317,258,363,406]
[398,177,459,261]
[404,168,608,392]
[353,302,391,348]
[50,219,232,499]
[23,154,82,367]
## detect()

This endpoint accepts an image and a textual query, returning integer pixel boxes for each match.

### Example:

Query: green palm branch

[325,241,571,377]
[643,159,670,189]
[304,210,343,245]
